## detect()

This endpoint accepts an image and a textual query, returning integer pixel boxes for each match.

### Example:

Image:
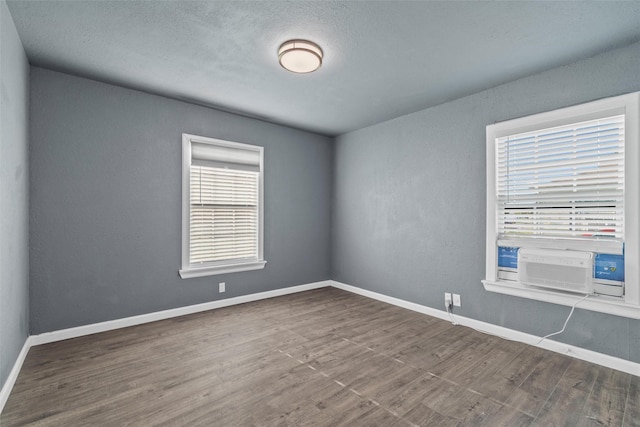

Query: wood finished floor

[2,287,639,426]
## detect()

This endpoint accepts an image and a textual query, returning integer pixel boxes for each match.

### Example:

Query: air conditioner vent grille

[518,249,594,294]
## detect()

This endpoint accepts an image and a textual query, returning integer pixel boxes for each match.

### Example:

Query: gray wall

[0,1,30,390]
[29,68,332,334]
[332,41,640,363]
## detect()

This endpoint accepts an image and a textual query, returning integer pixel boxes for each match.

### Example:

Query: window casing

[483,92,640,318]
[180,134,266,279]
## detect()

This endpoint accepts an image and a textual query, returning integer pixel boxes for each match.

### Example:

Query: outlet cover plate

[445,292,452,305]
[219,282,226,293]
[453,294,461,307]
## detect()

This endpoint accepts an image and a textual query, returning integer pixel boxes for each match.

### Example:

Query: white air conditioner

[518,248,594,294]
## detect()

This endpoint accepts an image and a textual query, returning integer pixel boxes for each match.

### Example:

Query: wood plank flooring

[2,287,638,426]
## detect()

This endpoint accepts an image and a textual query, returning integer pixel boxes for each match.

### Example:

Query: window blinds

[188,140,261,266]
[496,114,625,245]
[190,166,258,264]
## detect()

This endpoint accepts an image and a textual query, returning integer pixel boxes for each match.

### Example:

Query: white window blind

[496,114,625,245]
[190,166,258,264]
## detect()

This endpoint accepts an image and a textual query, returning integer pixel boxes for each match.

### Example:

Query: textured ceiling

[6,1,640,136]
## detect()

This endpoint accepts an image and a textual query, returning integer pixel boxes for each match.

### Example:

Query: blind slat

[496,114,625,243]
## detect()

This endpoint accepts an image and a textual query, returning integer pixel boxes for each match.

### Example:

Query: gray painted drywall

[0,1,30,391]
[29,67,332,334]
[332,41,640,363]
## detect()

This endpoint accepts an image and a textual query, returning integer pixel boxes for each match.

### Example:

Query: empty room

[1,1,640,425]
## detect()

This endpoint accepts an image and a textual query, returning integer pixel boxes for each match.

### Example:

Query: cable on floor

[444,293,592,348]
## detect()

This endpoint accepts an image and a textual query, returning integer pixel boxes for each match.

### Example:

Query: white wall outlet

[219,282,225,293]
[453,294,461,307]
[445,292,452,307]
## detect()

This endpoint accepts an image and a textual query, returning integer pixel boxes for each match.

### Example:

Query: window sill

[482,279,640,319]
[180,260,266,279]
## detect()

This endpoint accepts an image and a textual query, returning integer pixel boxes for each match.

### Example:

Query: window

[180,134,266,279]
[483,92,640,318]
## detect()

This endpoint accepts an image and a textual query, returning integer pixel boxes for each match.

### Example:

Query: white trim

[486,124,498,286]
[179,260,266,279]
[181,134,191,273]
[482,279,640,319]
[0,336,33,414]
[624,94,639,305]
[30,281,330,346]
[331,281,453,322]
[330,280,640,377]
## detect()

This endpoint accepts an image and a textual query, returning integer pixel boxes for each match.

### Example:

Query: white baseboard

[30,280,331,346]
[1,281,330,415]
[330,280,640,377]
[3,277,637,416]
[0,336,33,414]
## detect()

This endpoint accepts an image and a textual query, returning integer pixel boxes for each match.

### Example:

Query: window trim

[179,133,266,279]
[484,92,640,318]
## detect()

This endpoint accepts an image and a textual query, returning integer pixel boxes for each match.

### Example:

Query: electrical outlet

[445,292,452,308]
[453,294,461,307]
[219,282,226,293]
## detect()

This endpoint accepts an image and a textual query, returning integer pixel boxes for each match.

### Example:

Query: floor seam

[274,345,420,427]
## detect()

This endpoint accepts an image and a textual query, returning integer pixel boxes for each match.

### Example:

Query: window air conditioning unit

[518,248,594,294]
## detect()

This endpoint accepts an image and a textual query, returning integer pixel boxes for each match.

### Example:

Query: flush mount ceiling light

[278,39,323,74]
